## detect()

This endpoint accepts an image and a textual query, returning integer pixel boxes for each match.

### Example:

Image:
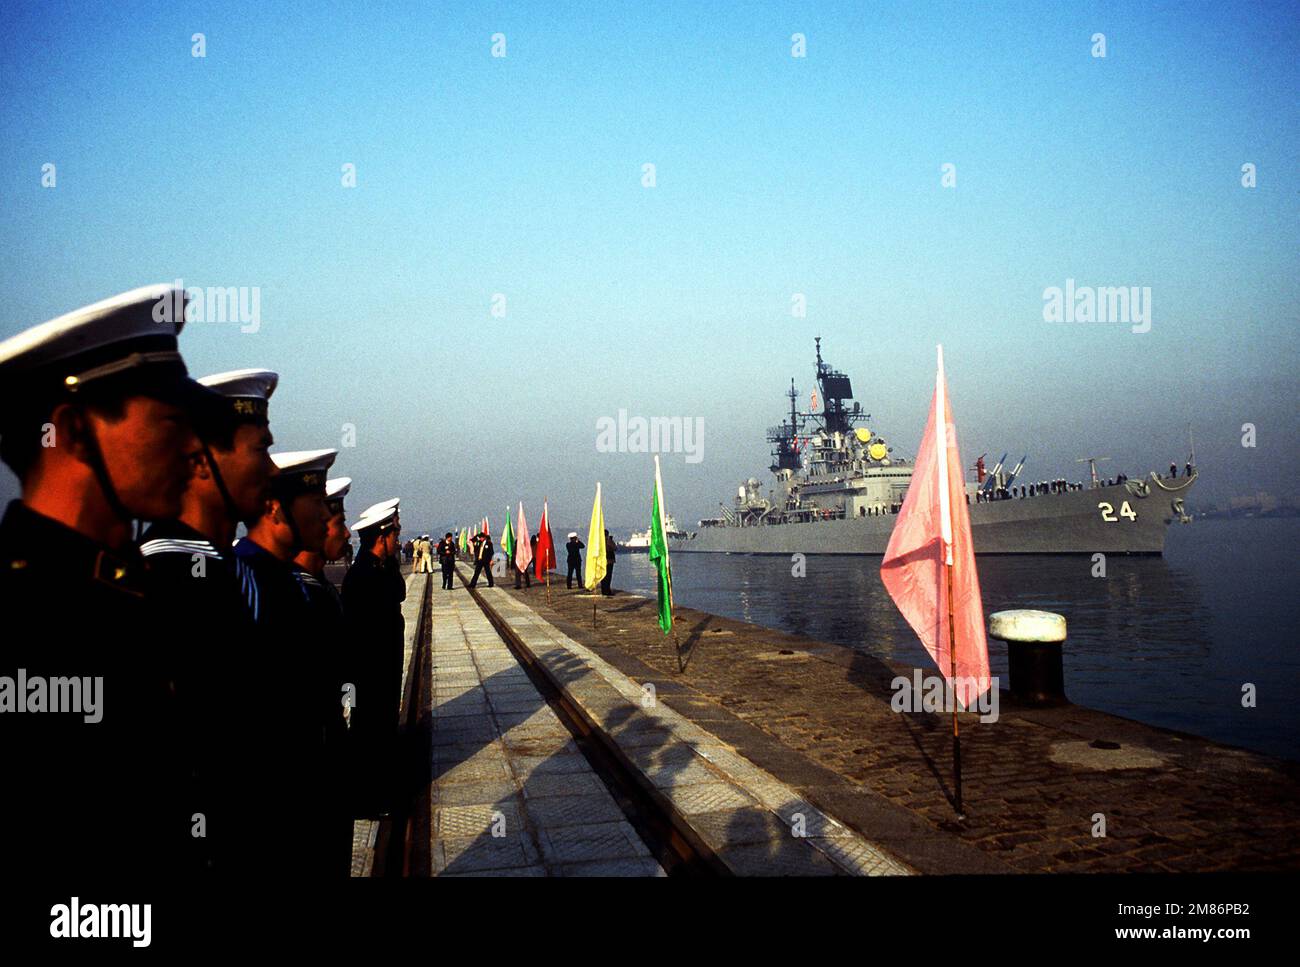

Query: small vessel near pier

[623,513,687,552]
[670,339,1197,556]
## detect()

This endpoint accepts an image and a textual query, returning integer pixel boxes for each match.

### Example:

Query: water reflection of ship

[624,514,686,552]
[670,338,1199,556]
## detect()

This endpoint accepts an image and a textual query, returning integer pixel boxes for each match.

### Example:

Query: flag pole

[947,560,964,818]
[655,454,682,673]
[935,343,964,819]
[544,497,551,606]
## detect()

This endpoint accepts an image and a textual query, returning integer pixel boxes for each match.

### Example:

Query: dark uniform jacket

[436,538,456,565]
[476,538,494,563]
[340,550,404,813]
[232,536,336,875]
[566,538,584,563]
[291,562,354,874]
[139,518,259,874]
[290,563,348,761]
[0,501,187,883]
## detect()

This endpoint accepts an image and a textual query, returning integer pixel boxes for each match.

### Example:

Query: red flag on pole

[880,345,990,710]
[535,501,556,579]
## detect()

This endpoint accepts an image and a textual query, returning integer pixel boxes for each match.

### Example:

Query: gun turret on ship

[670,339,1197,555]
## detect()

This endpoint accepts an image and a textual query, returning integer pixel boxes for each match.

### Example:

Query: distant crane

[1076,455,1111,489]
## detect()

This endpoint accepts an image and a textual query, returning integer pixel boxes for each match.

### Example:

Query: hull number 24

[1098,501,1138,522]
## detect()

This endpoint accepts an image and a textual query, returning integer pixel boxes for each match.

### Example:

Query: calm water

[611,517,1300,761]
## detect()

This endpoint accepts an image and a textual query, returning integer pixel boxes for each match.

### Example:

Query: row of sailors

[977,479,1100,502]
[0,284,405,881]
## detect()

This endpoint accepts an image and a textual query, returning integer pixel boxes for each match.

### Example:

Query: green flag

[649,457,673,634]
[502,508,515,560]
[459,527,468,553]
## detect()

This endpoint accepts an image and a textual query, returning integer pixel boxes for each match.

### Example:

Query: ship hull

[670,476,1196,556]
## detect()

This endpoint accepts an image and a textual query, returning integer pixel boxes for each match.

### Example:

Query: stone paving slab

[466,574,914,877]
[422,582,665,877]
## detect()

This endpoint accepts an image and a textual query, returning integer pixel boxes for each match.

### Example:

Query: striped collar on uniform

[139,520,223,559]
[140,536,221,559]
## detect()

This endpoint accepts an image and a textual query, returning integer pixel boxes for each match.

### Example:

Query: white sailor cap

[197,368,278,423]
[325,476,351,514]
[352,504,398,534]
[568,532,578,539]
[358,499,397,522]
[270,449,337,498]
[0,283,219,418]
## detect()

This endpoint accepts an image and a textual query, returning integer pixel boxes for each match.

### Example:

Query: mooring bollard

[988,609,1068,707]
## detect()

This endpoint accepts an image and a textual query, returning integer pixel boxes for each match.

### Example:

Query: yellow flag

[584,482,607,591]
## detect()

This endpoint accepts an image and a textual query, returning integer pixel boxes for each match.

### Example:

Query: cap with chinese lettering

[197,368,278,425]
[270,449,337,500]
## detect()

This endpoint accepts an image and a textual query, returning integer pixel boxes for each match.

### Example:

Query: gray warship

[669,339,1197,556]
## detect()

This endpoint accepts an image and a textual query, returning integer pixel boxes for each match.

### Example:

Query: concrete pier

[464,574,913,875]
[483,577,1300,874]
[356,564,1300,875]
[424,580,664,875]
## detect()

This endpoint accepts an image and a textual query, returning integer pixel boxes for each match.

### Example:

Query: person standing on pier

[469,531,494,587]
[0,284,221,882]
[234,448,342,874]
[341,501,403,815]
[137,368,279,875]
[291,474,354,876]
[601,529,617,595]
[566,531,584,589]
[437,530,456,589]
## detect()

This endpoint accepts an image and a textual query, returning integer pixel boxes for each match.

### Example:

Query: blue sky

[1,0,1296,533]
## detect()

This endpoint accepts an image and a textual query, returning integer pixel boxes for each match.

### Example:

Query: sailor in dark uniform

[436,529,457,590]
[0,284,220,883]
[234,447,340,876]
[469,531,494,588]
[341,500,404,815]
[138,368,278,874]
[601,529,617,595]
[566,532,584,589]
[290,474,354,875]
[368,497,406,600]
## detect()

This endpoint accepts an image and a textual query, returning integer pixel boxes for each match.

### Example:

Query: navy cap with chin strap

[0,284,224,523]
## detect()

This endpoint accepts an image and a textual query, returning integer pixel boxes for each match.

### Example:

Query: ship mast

[1076,454,1111,489]
[766,378,804,472]
[810,335,866,437]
